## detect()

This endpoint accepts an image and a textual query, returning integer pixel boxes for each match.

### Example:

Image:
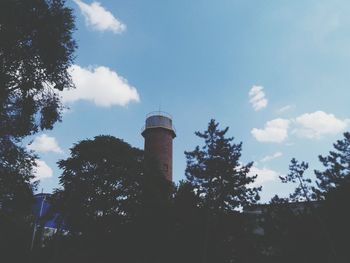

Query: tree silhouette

[279,158,315,202]
[0,1,76,259]
[315,132,350,197]
[184,119,261,263]
[0,0,76,140]
[49,135,174,263]
[52,136,144,234]
[321,178,350,262]
[0,139,37,261]
[314,132,350,262]
[171,181,205,263]
[185,119,260,212]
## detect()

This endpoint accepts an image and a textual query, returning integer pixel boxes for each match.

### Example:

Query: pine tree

[185,119,261,263]
[279,158,315,202]
[185,119,260,212]
[315,132,350,197]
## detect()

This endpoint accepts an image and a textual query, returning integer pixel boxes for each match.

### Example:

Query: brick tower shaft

[142,112,176,181]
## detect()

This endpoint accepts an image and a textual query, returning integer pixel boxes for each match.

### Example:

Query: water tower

[142,112,176,181]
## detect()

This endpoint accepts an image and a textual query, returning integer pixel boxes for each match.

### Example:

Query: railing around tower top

[141,111,176,134]
[145,111,173,120]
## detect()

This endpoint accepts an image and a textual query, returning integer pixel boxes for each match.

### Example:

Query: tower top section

[142,111,176,138]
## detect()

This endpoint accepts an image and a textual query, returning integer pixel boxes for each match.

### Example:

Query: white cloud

[74,0,126,34]
[277,105,293,114]
[27,134,63,154]
[33,160,53,180]
[293,111,349,139]
[260,152,283,162]
[62,65,140,107]
[252,112,348,143]
[249,166,280,187]
[249,85,268,111]
[251,118,290,143]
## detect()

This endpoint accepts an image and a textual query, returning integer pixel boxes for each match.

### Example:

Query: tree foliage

[45,135,176,263]
[315,132,350,197]
[185,119,260,212]
[0,138,37,214]
[0,0,76,139]
[0,2,76,259]
[52,136,145,234]
[29,127,350,263]
[0,0,76,203]
[279,158,315,202]
[184,119,261,263]
[0,137,38,262]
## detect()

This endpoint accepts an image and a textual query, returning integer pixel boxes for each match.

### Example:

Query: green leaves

[52,135,174,236]
[0,0,76,140]
[53,136,143,232]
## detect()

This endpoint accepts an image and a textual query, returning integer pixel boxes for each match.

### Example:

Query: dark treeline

[1,1,350,263]
[29,121,261,263]
[0,0,75,262]
[3,124,350,263]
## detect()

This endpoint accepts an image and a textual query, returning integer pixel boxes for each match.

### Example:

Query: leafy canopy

[0,0,76,139]
[53,136,144,233]
[0,0,76,219]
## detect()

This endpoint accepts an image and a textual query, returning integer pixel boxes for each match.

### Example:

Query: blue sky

[26,0,350,202]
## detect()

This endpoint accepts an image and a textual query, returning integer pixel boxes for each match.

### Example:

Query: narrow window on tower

[163,164,168,172]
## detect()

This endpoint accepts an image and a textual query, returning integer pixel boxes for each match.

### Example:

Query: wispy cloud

[62,65,140,107]
[74,0,126,34]
[249,85,268,111]
[277,105,294,114]
[260,152,283,162]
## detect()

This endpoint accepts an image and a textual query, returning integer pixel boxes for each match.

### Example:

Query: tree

[0,0,76,217]
[185,119,260,212]
[0,139,37,215]
[0,139,37,261]
[184,119,261,263]
[313,132,350,261]
[171,181,205,263]
[52,136,144,234]
[0,1,76,257]
[50,135,174,263]
[266,158,339,263]
[0,0,76,140]
[279,158,315,202]
[315,132,350,197]
[0,0,76,188]
[49,136,145,262]
[321,179,350,262]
